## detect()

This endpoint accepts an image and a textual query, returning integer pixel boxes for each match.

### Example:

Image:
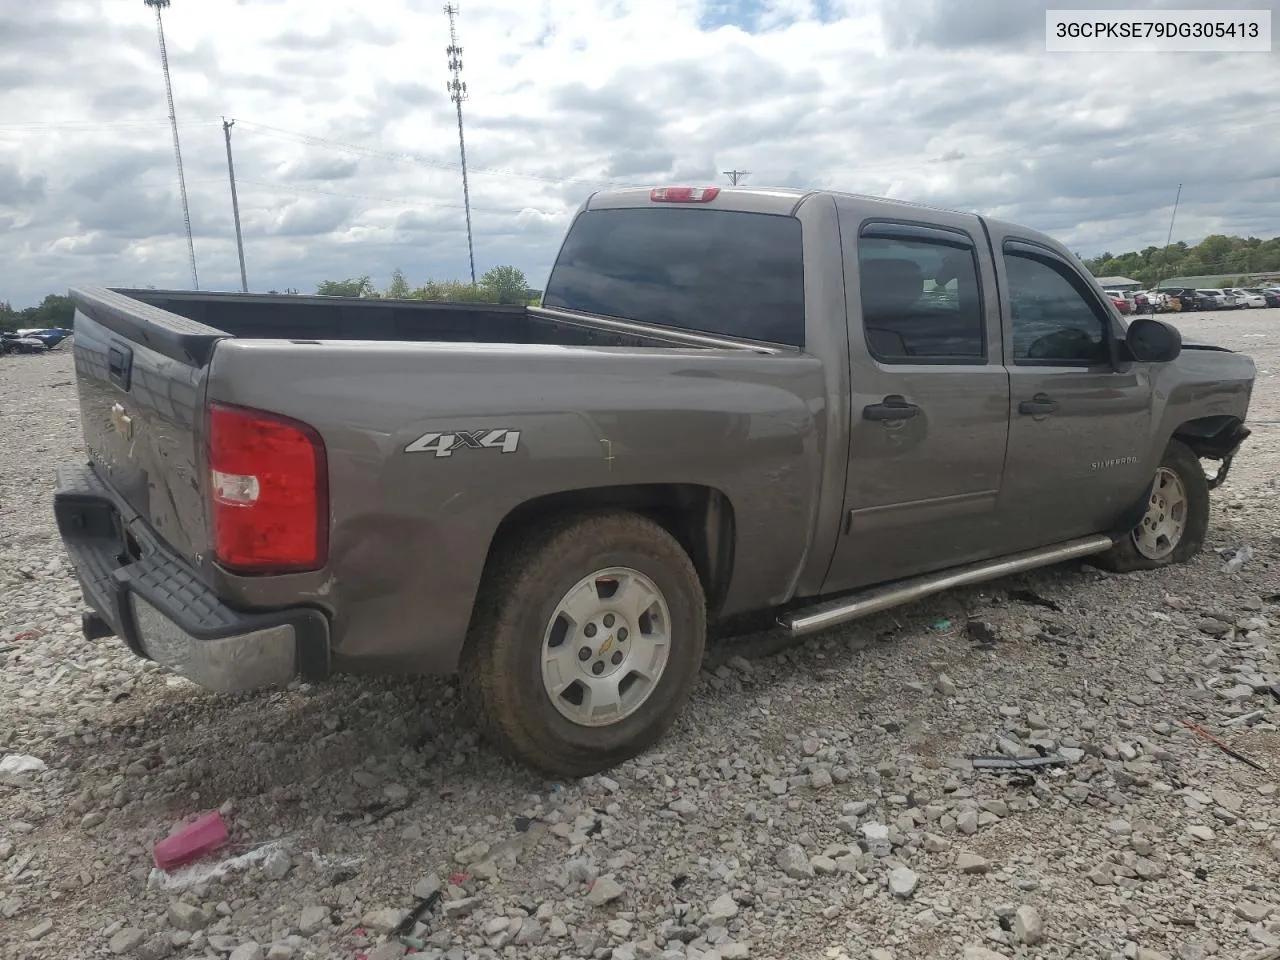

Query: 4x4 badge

[405,428,521,458]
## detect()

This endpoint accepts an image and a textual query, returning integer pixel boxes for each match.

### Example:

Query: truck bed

[113,288,757,356]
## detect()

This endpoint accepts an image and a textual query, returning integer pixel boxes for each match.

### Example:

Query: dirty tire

[460,510,706,778]
[1095,439,1209,573]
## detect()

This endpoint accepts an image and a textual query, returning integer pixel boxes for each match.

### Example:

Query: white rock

[957,852,991,874]
[298,906,328,935]
[229,945,264,960]
[1014,905,1044,944]
[109,928,144,955]
[776,844,814,879]
[889,866,919,898]
[707,893,739,921]
[587,875,625,906]
[0,754,46,775]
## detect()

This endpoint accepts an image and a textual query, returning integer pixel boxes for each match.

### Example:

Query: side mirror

[1126,316,1182,363]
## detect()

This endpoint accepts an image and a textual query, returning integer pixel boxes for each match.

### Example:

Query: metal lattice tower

[145,0,198,289]
[444,4,477,287]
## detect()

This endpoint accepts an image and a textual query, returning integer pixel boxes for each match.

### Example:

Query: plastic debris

[932,618,952,630]
[392,890,441,936]
[1221,544,1253,574]
[1008,588,1062,612]
[970,754,1067,771]
[0,754,47,776]
[965,619,999,648]
[153,811,229,871]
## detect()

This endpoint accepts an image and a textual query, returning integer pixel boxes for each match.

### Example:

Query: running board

[779,535,1115,637]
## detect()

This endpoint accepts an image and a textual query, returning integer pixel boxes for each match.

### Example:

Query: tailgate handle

[108,343,133,391]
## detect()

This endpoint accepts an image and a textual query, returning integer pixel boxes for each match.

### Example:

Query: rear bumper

[53,463,330,694]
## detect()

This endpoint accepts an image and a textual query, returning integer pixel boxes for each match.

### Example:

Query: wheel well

[487,484,736,618]
[1172,415,1249,460]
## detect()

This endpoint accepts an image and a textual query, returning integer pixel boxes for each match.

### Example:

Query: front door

[821,205,1012,594]
[993,237,1153,550]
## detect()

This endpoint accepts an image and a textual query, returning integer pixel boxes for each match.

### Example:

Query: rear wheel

[461,510,706,777]
[1095,439,1209,572]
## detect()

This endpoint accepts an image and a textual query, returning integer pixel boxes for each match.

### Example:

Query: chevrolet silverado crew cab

[55,185,1255,777]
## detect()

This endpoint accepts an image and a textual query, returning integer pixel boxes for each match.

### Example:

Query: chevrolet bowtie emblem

[110,402,133,442]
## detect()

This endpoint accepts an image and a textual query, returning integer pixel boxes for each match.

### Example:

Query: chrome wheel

[1131,466,1188,560]
[541,567,672,728]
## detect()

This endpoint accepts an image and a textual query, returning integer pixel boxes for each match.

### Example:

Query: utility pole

[1154,182,1182,290]
[144,0,198,289]
[444,4,477,287]
[222,118,249,293]
[723,169,750,186]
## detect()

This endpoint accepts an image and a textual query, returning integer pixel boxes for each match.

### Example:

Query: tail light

[650,186,720,203]
[207,402,328,574]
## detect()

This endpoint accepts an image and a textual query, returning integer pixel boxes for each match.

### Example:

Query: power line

[444,3,477,287]
[232,178,556,215]
[723,169,750,185]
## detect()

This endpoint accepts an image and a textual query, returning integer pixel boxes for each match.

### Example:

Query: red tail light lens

[650,186,720,203]
[208,402,328,574]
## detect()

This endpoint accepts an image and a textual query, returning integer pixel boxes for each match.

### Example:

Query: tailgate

[68,287,228,566]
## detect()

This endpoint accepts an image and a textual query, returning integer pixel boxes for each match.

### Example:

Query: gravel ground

[1,310,1278,960]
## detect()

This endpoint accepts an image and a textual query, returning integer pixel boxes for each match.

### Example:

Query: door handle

[863,395,919,422]
[1018,394,1058,416]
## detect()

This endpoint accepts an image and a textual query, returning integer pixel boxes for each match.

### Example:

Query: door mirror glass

[1126,317,1182,363]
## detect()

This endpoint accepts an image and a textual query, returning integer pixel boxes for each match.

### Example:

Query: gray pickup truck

[55,185,1255,776]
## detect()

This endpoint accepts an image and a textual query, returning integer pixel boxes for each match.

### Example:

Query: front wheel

[1095,439,1209,573]
[461,510,706,777]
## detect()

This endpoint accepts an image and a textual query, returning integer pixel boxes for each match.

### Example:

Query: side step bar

[779,534,1114,637]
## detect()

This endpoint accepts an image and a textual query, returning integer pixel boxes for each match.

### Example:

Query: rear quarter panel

[204,340,825,673]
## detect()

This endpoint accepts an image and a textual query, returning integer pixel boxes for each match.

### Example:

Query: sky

[1,0,1278,307]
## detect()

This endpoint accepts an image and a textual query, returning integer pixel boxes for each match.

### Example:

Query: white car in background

[1226,288,1266,308]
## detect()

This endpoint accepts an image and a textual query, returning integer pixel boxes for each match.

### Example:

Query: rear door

[821,201,1012,593]
[989,234,1153,549]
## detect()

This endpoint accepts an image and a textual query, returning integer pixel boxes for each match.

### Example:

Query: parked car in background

[0,332,49,355]
[1195,289,1229,309]
[16,326,74,348]
[1263,288,1280,308]
[1228,289,1266,309]
[1103,290,1132,314]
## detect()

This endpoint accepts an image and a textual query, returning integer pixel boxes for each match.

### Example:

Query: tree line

[0,294,74,333]
[1084,233,1280,286]
[313,265,540,304]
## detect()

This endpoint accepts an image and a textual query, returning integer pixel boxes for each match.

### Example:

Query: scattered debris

[153,811,230,870]
[1008,588,1063,612]
[1220,544,1254,574]
[970,754,1067,771]
[965,619,999,647]
[0,753,46,776]
[1181,719,1267,772]
[391,891,440,936]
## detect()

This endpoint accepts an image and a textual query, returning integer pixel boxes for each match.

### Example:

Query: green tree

[385,268,412,299]
[479,265,531,304]
[316,276,378,298]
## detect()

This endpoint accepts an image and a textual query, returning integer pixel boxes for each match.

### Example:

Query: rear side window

[858,233,985,363]
[543,208,805,347]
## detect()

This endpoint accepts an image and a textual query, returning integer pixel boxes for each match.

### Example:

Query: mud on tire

[460,509,706,778]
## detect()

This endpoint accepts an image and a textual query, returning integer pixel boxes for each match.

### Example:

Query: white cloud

[0,0,1277,305]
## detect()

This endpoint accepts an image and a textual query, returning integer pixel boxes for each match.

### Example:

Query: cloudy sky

[1,0,1277,307]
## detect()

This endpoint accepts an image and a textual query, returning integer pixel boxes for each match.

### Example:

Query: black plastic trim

[54,462,332,676]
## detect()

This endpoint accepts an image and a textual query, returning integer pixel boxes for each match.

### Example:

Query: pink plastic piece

[153,811,229,870]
